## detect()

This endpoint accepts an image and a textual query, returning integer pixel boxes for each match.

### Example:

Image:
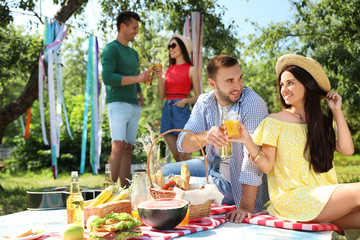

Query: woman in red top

[155,34,201,162]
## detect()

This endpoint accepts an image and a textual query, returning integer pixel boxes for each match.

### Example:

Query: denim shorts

[160,99,191,135]
[107,102,142,145]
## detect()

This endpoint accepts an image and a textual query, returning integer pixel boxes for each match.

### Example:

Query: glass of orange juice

[152,60,162,70]
[223,112,240,138]
[145,63,154,86]
[145,61,161,86]
[219,123,233,158]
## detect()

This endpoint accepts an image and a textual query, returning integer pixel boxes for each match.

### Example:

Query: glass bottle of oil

[66,171,84,227]
[103,164,115,189]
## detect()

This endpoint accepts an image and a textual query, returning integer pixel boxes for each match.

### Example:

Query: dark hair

[168,37,193,66]
[278,65,336,173]
[207,55,239,80]
[116,11,141,31]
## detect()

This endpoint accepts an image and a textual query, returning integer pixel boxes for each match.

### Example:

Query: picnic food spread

[60,157,224,240]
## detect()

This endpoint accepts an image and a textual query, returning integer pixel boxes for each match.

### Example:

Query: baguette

[180,163,190,186]
[153,170,165,188]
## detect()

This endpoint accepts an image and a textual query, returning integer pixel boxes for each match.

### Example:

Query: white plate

[2,232,46,240]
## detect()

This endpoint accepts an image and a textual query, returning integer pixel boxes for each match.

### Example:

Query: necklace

[291,112,301,119]
[285,109,304,122]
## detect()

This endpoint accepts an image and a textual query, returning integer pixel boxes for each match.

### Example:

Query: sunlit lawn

[0,170,103,215]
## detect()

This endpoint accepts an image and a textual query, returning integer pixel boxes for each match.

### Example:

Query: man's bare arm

[181,131,208,152]
[226,184,258,223]
[181,126,228,152]
[239,184,258,213]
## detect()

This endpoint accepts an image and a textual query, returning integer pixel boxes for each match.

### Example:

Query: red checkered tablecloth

[36,204,342,240]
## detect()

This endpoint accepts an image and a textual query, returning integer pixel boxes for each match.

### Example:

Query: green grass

[333,152,360,183]
[0,169,103,215]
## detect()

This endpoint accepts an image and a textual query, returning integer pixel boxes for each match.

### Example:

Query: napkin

[174,184,224,207]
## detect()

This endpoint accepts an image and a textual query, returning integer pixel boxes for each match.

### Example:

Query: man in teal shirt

[102,11,152,187]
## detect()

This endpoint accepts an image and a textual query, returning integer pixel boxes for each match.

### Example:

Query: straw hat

[275,54,331,92]
[171,34,193,57]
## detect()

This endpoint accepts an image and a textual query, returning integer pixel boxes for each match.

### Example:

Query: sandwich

[87,212,142,240]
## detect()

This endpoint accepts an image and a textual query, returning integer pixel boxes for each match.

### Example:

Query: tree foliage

[0,25,41,106]
[0,23,42,143]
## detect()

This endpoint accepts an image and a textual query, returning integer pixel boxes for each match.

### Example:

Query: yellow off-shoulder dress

[253,117,339,222]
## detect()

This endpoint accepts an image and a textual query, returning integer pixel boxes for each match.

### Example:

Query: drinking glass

[223,111,240,138]
[145,63,154,86]
[220,141,233,159]
[219,123,233,158]
[145,60,161,86]
[152,60,162,69]
[220,111,239,158]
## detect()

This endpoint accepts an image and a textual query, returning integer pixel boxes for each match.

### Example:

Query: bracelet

[252,150,263,163]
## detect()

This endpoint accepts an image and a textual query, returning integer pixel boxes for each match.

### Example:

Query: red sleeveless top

[165,63,193,101]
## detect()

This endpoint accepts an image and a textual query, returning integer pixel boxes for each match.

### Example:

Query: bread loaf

[180,163,190,190]
[153,170,165,188]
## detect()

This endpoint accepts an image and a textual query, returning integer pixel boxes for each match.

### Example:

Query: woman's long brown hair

[278,66,336,173]
[168,37,193,66]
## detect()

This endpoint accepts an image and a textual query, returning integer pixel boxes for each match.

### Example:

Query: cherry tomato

[168,187,173,190]
[168,180,176,186]
[163,184,169,190]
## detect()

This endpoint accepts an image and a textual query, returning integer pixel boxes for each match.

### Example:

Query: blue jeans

[161,157,235,205]
[160,99,191,135]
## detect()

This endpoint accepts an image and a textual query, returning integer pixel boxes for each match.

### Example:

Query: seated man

[161,55,269,223]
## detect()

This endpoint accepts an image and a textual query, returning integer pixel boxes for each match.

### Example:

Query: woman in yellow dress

[227,54,359,237]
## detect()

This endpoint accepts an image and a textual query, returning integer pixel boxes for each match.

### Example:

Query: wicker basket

[84,199,131,224]
[149,187,176,199]
[147,129,211,220]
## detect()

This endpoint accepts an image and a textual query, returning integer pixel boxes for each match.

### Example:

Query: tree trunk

[0,0,86,144]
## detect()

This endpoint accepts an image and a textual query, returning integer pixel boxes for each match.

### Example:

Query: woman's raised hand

[153,64,163,78]
[206,125,228,149]
[228,121,251,144]
[326,90,342,112]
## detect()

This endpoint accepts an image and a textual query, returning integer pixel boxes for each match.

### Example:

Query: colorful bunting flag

[80,35,103,175]
[38,17,71,179]
[183,12,203,92]
[24,108,31,139]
